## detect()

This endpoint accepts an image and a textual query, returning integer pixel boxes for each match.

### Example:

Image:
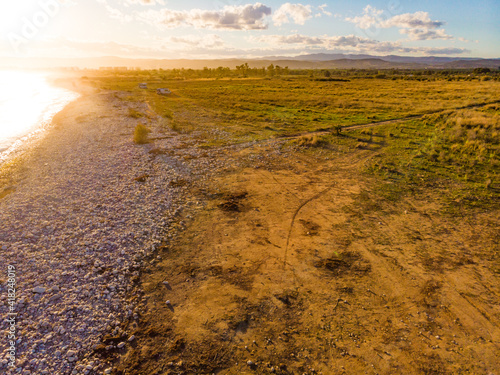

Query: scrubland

[82,69,499,374]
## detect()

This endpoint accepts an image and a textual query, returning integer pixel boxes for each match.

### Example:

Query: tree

[267,64,275,76]
[473,67,491,74]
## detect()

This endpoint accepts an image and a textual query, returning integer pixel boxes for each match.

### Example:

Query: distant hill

[263,53,500,68]
[0,54,498,70]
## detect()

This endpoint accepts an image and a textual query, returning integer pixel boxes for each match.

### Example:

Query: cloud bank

[138,3,272,30]
[346,6,452,41]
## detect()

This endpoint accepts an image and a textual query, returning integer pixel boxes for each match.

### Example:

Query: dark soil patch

[315,251,371,276]
[218,191,248,212]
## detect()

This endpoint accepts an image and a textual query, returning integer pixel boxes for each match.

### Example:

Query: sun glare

[0,71,77,150]
[0,2,41,34]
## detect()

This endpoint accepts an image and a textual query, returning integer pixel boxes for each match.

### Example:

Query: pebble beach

[0,89,222,374]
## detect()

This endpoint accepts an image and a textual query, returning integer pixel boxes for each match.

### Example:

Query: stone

[117,342,125,349]
[33,287,46,294]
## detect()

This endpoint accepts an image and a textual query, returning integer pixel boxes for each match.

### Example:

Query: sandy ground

[111,141,500,375]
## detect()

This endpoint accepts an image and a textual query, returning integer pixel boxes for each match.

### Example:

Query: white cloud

[400,28,452,41]
[347,6,445,31]
[169,34,225,48]
[259,34,323,45]
[7,35,470,60]
[250,33,470,55]
[273,3,312,26]
[345,5,383,29]
[381,11,445,29]
[251,33,403,53]
[346,6,452,41]
[97,0,133,22]
[318,4,332,17]
[138,3,272,30]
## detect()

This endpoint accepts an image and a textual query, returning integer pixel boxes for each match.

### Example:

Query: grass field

[88,72,500,209]
[88,72,500,142]
[84,71,500,374]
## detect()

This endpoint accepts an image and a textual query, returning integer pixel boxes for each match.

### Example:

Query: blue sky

[1,0,499,59]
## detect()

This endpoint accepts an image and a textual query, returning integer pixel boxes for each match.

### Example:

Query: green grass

[353,105,500,212]
[88,73,500,144]
[87,71,499,211]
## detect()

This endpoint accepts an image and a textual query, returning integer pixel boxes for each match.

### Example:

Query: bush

[295,134,329,147]
[133,124,150,144]
[128,108,145,119]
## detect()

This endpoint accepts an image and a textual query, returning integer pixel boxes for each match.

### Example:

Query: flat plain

[71,71,500,374]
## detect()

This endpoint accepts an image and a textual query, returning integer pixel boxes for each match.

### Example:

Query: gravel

[0,92,229,375]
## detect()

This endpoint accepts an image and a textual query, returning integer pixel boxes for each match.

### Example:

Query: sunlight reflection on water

[0,71,79,160]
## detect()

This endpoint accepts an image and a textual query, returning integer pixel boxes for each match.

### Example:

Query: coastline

[0,74,81,166]
[1,74,498,374]
[0,86,220,374]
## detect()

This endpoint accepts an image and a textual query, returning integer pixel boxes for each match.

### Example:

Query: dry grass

[88,72,500,144]
[128,108,145,119]
[133,123,150,144]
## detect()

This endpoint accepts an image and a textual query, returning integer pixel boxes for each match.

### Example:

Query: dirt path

[111,141,500,375]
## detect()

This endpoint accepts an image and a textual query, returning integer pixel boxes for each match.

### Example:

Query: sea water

[0,70,79,161]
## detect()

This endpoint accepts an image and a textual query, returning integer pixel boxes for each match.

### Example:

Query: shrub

[295,134,329,147]
[163,110,173,119]
[133,124,150,144]
[128,108,145,119]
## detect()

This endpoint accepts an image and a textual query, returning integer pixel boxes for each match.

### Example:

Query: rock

[117,342,126,349]
[104,368,112,374]
[66,350,76,357]
[49,293,62,302]
[128,335,136,342]
[33,286,46,294]
[247,360,255,366]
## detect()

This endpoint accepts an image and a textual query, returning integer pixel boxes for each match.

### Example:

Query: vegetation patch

[128,108,145,119]
[133,123,150,144]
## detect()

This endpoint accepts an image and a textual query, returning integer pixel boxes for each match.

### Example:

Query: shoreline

[0,86,219,374]
[0,74,82,166]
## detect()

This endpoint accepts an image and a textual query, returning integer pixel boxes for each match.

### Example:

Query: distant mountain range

[1,54,499,70]
[262,53,500,69]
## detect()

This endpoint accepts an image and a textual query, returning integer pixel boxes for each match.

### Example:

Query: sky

[0,0,499,60]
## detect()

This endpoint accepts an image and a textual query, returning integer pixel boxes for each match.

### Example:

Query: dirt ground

[111,141,500,375]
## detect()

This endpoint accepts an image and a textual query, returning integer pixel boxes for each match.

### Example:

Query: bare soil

[112,142,500,375]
